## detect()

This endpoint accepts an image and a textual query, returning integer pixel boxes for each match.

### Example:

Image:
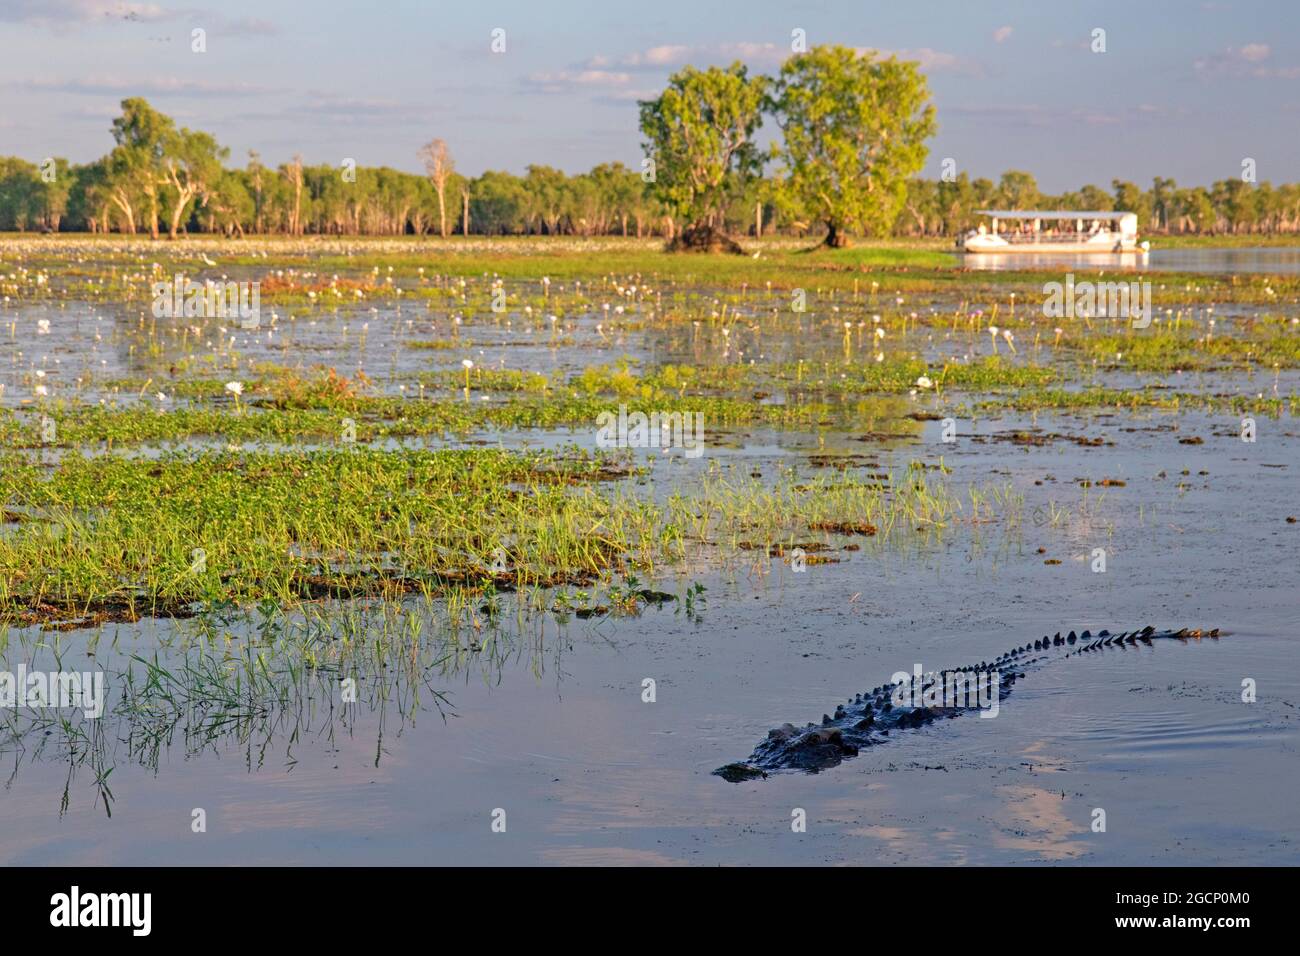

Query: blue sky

[1,0,1297,191]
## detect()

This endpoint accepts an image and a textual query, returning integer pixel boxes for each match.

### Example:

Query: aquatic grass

[772,355,1057,394]
[0,447,648,621]
[1059,318,1300,372]
[670,460,997,549]
[6,386,913,449]
[967,387,1297,416]
[0,441,1028,626]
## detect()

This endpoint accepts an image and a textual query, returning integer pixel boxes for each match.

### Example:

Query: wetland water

[962,246,1300,275]
[1,243,1296,865]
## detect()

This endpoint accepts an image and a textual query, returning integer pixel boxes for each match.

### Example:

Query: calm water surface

[1,246,1296,865]
[962,246,1300,274]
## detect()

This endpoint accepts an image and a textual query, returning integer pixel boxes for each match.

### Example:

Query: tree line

[1,46,1295,242]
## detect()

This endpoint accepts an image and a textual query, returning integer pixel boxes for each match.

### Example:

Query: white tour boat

[958,210,1149,254]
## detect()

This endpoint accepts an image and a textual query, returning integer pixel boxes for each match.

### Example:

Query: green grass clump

[0,447,651,620]
[1064,320,1300,372]
[774,355,1057,394]
[969,387,1296,416]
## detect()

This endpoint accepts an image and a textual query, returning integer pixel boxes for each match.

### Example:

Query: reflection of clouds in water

[989,741,1086,861]
[539,846,686,866]
[545,766,738,838]
[843,822,940,863]
[821,781,975,864]
[990,784,1086,861]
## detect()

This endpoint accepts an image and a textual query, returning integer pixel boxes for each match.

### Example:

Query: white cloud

[0,1,278,34]
[526,70,634,95]
[640,45,690,66]
[993,25,1013,44]
[20,75,276,97]
[585,41,976,75]
[870,47,985,76]
[948,103,1174,129]
[0,1,168,24]
[1193,43,1298,78]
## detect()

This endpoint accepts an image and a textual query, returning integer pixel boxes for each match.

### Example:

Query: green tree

[207,170,253,236]
[108,98,172,238]
[1075,184,1112,213]
[1150,176,1177,232]
[1112,179,1152,228]
[160,128,228,238]
[995,170,1041,211]
[771,46,935,246]
[638,62,766,250]
[523,165,569,234]
[936,172,981,236]
[470,171,527,234]
[1180,186,1215,233]
[24,158,73,231]
[0,158,40,230]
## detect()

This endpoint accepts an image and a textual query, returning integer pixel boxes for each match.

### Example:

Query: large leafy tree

[995,170,1040,211]
[206,170,253,237]
[37,158,73,231]
[1076,183,1113,212]
[470,171,527,235]
[638,62,766,251]
[522,165,569,234]
[0,158,41,230]
[160,127,228,238]
[108,98,172,238]
[1112,179,1153,227]
[771,46,935,247]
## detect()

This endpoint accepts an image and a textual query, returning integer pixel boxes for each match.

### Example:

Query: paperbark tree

[419,139,455,238]
[161,128,228,239]
[109,98,172,238]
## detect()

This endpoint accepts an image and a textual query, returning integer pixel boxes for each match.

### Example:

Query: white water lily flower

[916,376,933,389]
[225,381,244,397]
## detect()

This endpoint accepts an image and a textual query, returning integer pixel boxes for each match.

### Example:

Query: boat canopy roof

[977,210,1133,220]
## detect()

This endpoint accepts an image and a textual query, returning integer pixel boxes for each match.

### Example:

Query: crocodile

[714,626,1222,782]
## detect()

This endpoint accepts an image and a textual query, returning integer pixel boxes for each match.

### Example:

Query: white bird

[200,253,217,267]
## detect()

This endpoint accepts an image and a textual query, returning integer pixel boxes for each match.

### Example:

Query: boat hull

[959,235,1143,254]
